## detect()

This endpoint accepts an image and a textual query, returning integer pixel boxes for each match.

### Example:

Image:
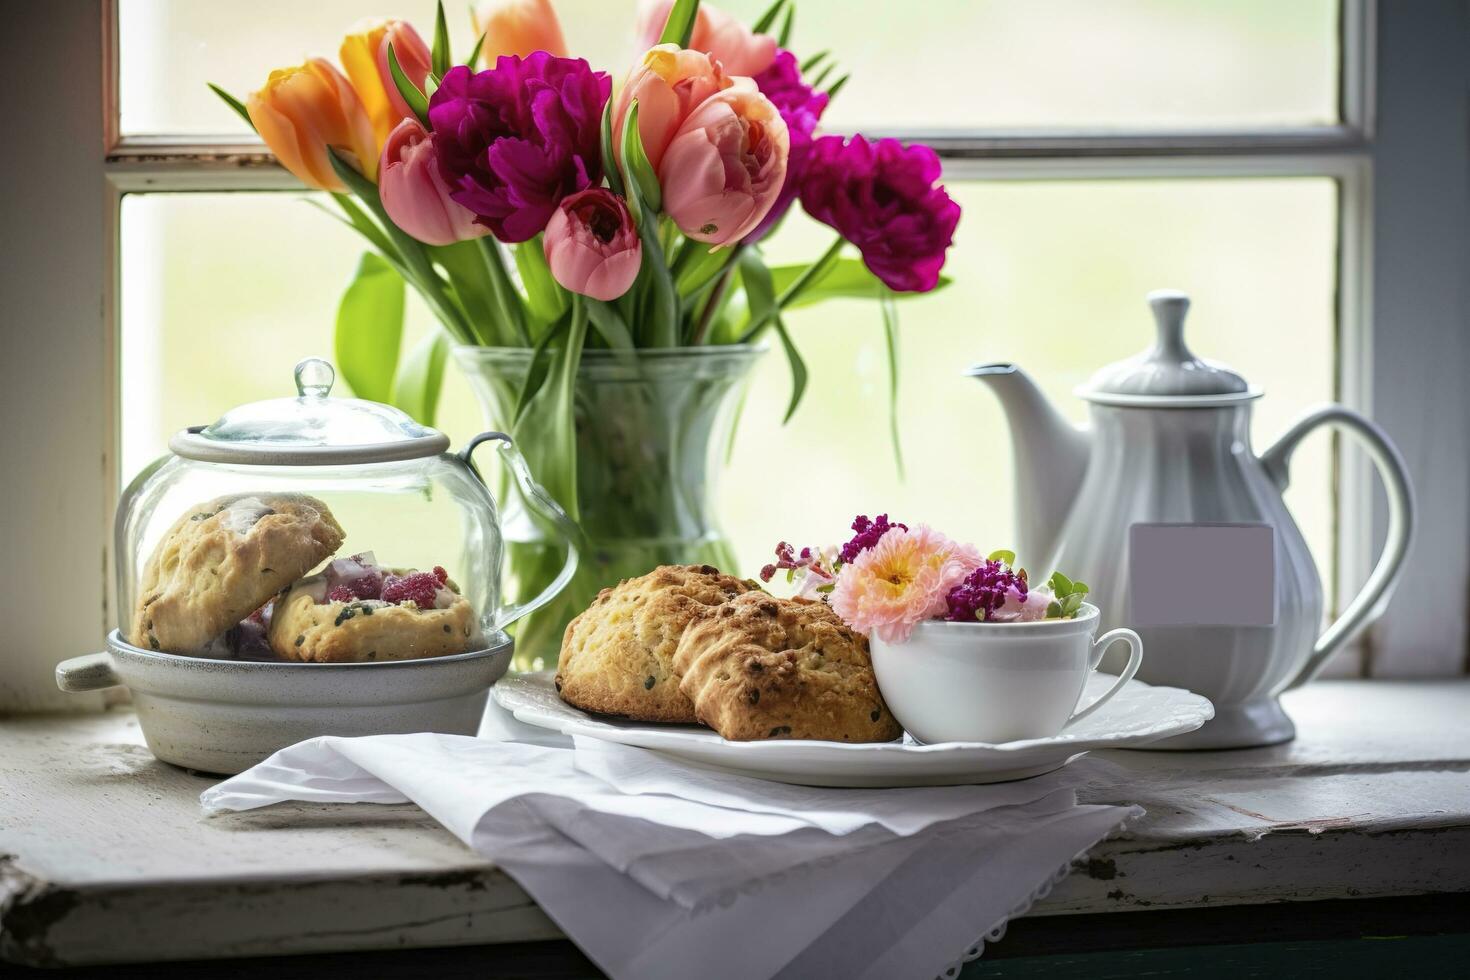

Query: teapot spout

[966,363,1091,572]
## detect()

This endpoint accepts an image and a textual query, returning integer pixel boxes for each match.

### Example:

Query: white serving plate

[494,671,1214,787]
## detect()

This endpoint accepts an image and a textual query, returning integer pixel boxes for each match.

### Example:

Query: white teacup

[869,603,1143,744]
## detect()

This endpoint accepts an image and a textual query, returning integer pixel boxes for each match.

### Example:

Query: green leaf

[1061,593,1083,618]
[387,43,430,127]
[879,286,905,477]
[740,250,806,422]
[431,0,451,77]
[514,298,588,520]
[751,0,787,33]
[466,32,487,68]
[768,259,952,308]
[514,313,568,424]
[208,83,256,133]
[1070,580,1090,597]
[987,549,1016,565]
[1046,601,1064,619]
[676,243,735,299]
[810,61,836,87]
[599,98,625,198]
[777,3,795,46]
[1049,571,1074,596]
[657,0,701,46]
[586,298,636,350]
[619,103,677,346]
[318,194,404,273]
[328,148,476,345]
[422,73,439,100]
[514,237,569,325]
[825,73,851,99]
[799,49,829,72]
[334,253,405,404]
[619,100,662,213]
[432,240,503,345]
[475,237,532,345]
[391,331,449,426]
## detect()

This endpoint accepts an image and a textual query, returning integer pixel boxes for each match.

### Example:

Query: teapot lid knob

[1078,289,1255,403]
[294,357,336,399]
[1147,289,1192,360]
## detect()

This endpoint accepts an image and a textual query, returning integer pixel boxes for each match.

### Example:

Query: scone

[269,554,480,662]
[131,493,344,654]
[556,564,760,722]
[673,593,903,742]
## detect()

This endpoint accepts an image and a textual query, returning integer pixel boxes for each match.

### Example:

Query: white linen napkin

[201,705,1138,979]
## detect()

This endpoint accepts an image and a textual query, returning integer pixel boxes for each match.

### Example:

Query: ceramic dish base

[494,671,1214,788]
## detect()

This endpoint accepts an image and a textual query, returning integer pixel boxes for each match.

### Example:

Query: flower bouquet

[762,515,1142,744]
[210,0,959,665]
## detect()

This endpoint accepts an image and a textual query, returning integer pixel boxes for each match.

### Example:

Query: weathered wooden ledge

[2,679,1467,967]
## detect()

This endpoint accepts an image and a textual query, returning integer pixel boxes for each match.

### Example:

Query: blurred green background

[118,0,1340,585]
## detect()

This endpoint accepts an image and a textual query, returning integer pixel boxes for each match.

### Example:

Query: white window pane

[724,178,1338,591]
[119,0,1338,136]
[120,178,1337,601]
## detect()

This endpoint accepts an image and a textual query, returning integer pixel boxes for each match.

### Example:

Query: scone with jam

[269,553,480,662]
[131,493,344,654]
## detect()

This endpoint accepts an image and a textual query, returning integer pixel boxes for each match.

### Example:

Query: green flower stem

[735,235,845,344]
[689,244,746,346]
[476,236,531,346]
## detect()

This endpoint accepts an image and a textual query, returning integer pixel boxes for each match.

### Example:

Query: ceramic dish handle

[1067,629,1144,727]
[1261,406,1416,690]
[459,432,583,630]
[56,652,122,693]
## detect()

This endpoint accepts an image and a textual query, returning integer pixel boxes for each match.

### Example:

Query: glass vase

[455,345,765,669]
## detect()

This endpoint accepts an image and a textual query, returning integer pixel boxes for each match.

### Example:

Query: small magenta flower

[838,514,907,564]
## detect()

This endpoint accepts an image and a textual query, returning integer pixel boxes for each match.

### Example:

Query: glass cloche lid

[1078,290,1261,405]
[169,357,450,465]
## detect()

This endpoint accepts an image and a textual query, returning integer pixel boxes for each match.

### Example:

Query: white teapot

[970,291,1414,748]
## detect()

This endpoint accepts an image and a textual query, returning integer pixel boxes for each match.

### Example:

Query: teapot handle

[1260,406,1415,689]
[458,432,582,631]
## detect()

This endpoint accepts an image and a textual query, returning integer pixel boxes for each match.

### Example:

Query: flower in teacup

[829,524,981,643]
[990,585,1052,622]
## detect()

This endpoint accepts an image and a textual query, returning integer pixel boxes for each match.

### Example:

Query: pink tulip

[614,44,732,173]
[543,189,642,300]
[659,80,789,246]
[636,0,777,77]
[378,118,489,246]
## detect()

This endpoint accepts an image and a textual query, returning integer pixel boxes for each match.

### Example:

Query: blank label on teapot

[1129,523,1275,627]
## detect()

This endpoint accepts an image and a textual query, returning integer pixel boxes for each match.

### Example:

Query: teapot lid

[1079,291,1261,406]
[169,358,451,465]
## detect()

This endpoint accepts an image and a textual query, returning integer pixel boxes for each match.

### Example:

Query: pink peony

[990,586,1052,622]
[829,524,982,643]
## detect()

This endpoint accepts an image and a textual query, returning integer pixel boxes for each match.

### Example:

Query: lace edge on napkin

[935,806,1145,980]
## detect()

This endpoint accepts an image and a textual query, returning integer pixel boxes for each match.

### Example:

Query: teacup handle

[1066,628,1144,727]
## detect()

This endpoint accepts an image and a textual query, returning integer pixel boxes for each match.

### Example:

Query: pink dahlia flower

[829,524,982,643]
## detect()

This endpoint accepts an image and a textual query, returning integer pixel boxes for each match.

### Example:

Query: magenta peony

[744,49,829,242]
[799,134,960,292]
[428,54,610,242]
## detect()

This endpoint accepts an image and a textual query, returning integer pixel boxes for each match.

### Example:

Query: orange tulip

[248,58,378,191]
[472,0,568,61]
[340,19,432,147]
[614,44,732,173]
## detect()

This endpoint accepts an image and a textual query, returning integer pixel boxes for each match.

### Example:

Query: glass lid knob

[294,357,335,399]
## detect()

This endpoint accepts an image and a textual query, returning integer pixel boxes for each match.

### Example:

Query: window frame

[52,0,1463,704]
